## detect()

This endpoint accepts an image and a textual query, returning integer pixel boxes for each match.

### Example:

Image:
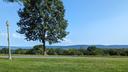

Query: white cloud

[62,38,73,44]
[1,32,7,36]
[12,33,24,39]
[0,32,24,39]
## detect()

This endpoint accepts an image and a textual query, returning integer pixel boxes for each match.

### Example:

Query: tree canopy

[17,0,68,55]
[4,0,21,3]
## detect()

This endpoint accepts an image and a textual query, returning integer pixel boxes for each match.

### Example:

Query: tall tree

[17,0,68,55]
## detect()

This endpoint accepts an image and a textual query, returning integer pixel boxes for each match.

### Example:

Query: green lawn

[0,57,128,72]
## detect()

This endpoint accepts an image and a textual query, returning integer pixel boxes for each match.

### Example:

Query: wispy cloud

[0,32,24,39]
[12,33,24,39]
[0,32,7,37]
[63,38,73,44]
[62,38,73,44]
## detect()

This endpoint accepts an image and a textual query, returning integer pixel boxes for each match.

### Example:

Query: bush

[30,45,44,55]
[15,48,29,54]
[0,48,8,54]
[47,48,56,55]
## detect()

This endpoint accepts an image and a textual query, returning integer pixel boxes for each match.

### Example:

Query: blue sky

[1,0,128,46]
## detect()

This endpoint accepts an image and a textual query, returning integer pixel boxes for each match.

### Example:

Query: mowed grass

[0,57,128,72]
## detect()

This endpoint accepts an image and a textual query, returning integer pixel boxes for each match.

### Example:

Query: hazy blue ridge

[1,45,128,49]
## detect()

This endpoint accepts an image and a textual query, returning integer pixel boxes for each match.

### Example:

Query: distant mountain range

[48,45,128,49]
[1,45,128,49]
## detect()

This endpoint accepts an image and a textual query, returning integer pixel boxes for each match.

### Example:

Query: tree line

[0,45,128,56]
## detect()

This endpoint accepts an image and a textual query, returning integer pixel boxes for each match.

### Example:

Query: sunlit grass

[0,57,128,72]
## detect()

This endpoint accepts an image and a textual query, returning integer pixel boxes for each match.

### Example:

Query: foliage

[3,0,27,3]
[29,45,44,55]
[4,0,19,2]
[17,0,68,55]
[0,48,8,54]
[86,45,104,55]
[47,48,56,55]
[66,48,82,55]
[1,45,128,56]
[15,48,29,54]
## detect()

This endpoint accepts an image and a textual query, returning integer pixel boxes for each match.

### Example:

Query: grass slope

[0,57,128,72]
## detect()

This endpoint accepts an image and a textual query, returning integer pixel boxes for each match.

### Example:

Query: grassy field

[0,57,128,72]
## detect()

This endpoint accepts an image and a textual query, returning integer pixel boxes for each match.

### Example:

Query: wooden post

[6,21,12,60]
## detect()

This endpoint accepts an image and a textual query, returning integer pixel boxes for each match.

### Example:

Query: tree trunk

[42,40,47,55]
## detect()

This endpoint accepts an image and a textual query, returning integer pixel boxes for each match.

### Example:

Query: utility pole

[6,20,12,60]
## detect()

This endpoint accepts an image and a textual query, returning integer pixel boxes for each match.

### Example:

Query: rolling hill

[1,45,128,49]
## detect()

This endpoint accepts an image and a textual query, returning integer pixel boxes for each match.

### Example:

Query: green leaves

[3,0,22,3]
[17,0,68,44]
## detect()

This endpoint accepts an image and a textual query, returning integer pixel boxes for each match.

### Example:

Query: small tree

[31,45,44,55]
[87,45,97,55]
[17,0,68,55]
